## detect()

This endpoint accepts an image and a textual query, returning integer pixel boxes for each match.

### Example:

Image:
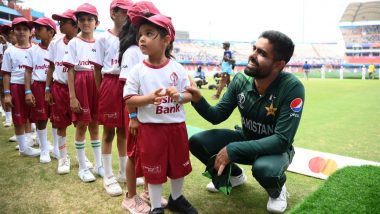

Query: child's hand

[166,87,180,102]
[4,94,13,108]
[25,93,36,107]
[129,118,139,136]
[150,88,165,105]
[45,91,54,105]
[70,97,82,113]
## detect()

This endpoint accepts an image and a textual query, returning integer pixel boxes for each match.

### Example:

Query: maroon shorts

[135,122,192,184]
[98,75,124,128]
[72,71,98,125]
[10,84,30,125]
[124,107,137,158]
[30,81,49,122]
[51,82,72,128]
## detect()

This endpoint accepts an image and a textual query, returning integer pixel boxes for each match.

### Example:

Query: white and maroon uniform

[124,59,192,184]
[120,45,145,157]
[46,36,71,128]
[90,30,123,128]
[26,44,50,122]
[1,45,33,125]
[63,37,97,125]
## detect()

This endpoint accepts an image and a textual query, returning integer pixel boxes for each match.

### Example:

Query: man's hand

[214,146,231,176]
[185,86,201,103]
[45,91,54,105]
[25,93,36,107]
[70,97,82,113]
[129,118,138,136]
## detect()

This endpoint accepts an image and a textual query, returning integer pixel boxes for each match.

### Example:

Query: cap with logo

[12,17,34,29]
[127,1,160,20]
[74,3,98,17]
[33,17,57,33]
[131,14,175,42]
[52,9,77,22]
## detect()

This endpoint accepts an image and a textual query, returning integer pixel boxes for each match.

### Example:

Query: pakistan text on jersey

[241,117,274,135]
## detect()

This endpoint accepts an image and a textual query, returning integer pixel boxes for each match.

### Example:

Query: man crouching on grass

[187,30,304,213]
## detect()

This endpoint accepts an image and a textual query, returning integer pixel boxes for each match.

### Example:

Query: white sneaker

[116,172,126,183]
[93,165,105,177]
[85,157,93,169]
[206,172,247,193]
[51,150,60,159]
[9,135,17,142]
[57,157,70,174]
[78,168,96,182]
[15,145,19,150]
[40,150,51,163]
[104,176,123,196]
[3,121,12,127]
[267,185,288,213]
[26,137,36,147]
[20,146,41,157]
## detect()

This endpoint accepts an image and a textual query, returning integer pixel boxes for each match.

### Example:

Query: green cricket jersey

[192,71,305,162]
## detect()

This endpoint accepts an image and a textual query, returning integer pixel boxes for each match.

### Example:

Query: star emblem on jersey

[265,103,277,116]
[169,72,178,86]
[237,92,245,109]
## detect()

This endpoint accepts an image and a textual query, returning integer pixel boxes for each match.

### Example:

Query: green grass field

[0,76,379,213]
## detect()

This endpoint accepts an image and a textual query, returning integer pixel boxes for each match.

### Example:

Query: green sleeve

[191,77,238,125]
[227,82,305,161]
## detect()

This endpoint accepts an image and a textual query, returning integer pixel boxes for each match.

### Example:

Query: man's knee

[188,133,204,154]
[252,160,279,180]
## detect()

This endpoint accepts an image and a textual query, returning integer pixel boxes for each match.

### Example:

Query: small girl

[125,14,197,214]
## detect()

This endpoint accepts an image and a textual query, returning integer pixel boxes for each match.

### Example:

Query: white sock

[170,177,184,200]
[37,129,48,152]
[91,140,102,167]
[31,123,36,131]
[119,156,126,177]
[75,140,86,170]
[25,132,32,142]
[52,128,59,154]
[16,134,27,152]
[58,136,67,159]
[5,111,11,122]
[148,183,163,210]
[102,154,113,178]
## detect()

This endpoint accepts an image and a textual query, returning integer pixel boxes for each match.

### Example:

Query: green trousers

[189,129,295,198]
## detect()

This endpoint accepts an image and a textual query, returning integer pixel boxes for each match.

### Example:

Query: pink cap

[12,17,34,29]
[0,23,12,33]
[74,3,98,17]
[132,14,175,42]
[110,0,133,11]
[127,1,160,20]
[52,9,77,22]
[33,17,57,33]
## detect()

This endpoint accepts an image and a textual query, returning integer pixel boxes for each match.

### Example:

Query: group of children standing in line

[0,1,197,214]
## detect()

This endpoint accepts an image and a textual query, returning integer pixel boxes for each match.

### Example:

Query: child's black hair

[118,21,138,66]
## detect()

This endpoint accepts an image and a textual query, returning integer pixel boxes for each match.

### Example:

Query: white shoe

[3,121,12,127]
[51,150,60,159]
[103,176,123,196]
[9,135,17,142]
[267,185,288,213]
[116,172,126,183]
[78,168,96,182]
[93,165,105,178]
[15,145,19,150]
[40,150,51,163]
[57,157,70,174]
[85,157,93,169]
[26,137,36,147]
[206,172,247,193]
[20,146,41,157]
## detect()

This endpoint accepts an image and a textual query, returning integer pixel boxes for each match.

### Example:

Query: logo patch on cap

[290,98,303,112]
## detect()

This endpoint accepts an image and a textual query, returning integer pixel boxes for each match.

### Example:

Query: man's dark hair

[259,30,294,63]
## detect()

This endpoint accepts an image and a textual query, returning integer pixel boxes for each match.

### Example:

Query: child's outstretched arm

[125,88,165,108]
